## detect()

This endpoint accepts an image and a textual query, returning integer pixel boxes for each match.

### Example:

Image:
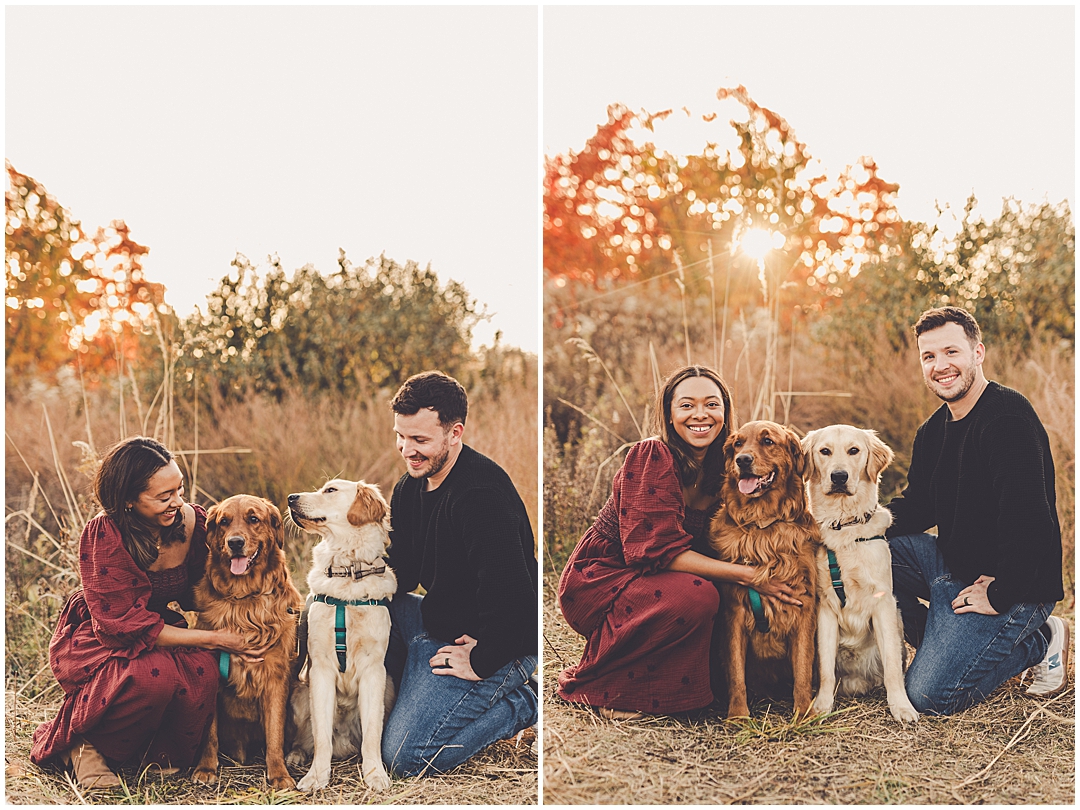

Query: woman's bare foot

[62,739,120,789]
[597,707,647,721]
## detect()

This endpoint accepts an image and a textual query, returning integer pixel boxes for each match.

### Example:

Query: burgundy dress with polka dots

[558,439,721,714]
[31,507,219,770]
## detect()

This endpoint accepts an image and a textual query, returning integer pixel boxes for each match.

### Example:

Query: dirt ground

[4,691,537,805]
[543,579,1075,805]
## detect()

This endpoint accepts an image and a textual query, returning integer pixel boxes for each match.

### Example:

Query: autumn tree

[6,163,167,379]
[181,252,482,399]
[821,196,1075,359]
[543,87,903,316]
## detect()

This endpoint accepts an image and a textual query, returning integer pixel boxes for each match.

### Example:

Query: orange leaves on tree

[5,162,166,380]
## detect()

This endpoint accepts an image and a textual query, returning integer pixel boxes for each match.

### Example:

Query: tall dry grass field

[4,356,538,804]
[543,282,1074,804]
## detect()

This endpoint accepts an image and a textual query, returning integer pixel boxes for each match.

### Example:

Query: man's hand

[430,634,481,681]
[952,575,1000,616]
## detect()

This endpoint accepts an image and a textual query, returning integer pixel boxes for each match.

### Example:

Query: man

[886,306,1067,716]
[381,370,538,777]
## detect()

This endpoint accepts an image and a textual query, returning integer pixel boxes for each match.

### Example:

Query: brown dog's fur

[192,495,303,790]
[709,420,820,719]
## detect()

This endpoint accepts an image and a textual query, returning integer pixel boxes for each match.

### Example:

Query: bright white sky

[6,6,539,353]
[544,5,1074,230]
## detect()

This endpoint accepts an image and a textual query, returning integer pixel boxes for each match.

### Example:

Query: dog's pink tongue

[230,557,249,575]
[738,477,760,495]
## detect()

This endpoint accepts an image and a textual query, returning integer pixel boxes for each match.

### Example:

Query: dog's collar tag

[828,510,876,531]
[826,548,847,607]
[325,562,387,580]
[747,587,769,633]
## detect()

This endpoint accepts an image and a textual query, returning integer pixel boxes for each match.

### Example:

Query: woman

[31,436,266,788]
[557,365,803,719]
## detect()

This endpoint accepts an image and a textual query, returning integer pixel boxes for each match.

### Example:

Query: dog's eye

[324,487,337,493]
[247,514,260,524]
[733,439,744,448]
[820,448,832,456]
[219,516,231,526]
[847,447,860,455]
[762,436,774,446]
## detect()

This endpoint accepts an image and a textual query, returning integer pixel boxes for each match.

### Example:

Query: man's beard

[925,360,977,403]
[409,443,451,480]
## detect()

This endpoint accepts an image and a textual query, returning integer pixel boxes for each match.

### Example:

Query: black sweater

[886,381,1064,613]
[388,444,538,679]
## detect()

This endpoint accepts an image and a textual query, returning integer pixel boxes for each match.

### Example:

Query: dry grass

[4,362,540,805]
[4,689,536,805]
[543,576,1075,805]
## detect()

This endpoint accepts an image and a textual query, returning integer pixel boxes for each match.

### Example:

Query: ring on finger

[963,596,971,607]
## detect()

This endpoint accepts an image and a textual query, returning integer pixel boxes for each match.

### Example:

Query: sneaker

[1024,615,1070,697]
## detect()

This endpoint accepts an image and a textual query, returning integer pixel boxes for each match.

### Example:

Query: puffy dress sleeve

[614,439,695,572]
[79,514,164,656]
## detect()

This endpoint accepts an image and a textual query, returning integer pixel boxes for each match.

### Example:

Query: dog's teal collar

[310,593,390,672]
[216,650,230,680]
[826,537,886,607]
[747,587,769,633]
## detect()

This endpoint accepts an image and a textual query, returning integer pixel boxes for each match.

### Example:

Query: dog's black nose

[831,470,849,486]
[736,453,753,469]
[287,494,299,504]
[227,537,245,553]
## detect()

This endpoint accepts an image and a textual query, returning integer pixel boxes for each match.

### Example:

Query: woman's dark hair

[390,370,469,428]
[94,436,184,571]
[654,365,734,497]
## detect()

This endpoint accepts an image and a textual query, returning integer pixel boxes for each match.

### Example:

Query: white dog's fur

[285,479,397,791]
[802,426,919,724]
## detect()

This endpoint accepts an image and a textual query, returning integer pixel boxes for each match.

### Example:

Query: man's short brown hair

[390,371,468,428]
[913,306,982,347]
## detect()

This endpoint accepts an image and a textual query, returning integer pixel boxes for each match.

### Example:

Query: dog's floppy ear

[206,503,221,535]
[865,430,894,481]
[800,429,818,479]
[265,499,284,549]
[347,483,388,528]
[787,427,808,480]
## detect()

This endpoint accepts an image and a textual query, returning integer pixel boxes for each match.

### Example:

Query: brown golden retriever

[709,420,820,719]
[192,495,303,790]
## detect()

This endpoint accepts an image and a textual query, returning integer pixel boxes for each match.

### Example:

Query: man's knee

[381,726,439,778]
[904,665,979,716]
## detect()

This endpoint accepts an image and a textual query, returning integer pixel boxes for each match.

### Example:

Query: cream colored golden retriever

[802,425,918,723]
[285,479,397,791]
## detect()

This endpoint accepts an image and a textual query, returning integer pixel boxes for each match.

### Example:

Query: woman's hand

[211,630,270,663]
[747,570,805,607]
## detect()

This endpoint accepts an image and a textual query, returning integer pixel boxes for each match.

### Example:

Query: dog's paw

[811,695,835,717]
[191,767,217,785]
[268,771,297,791]
[363,763,391,792]
[284,749,308,768]
[297,767,329,792]
[889,701,920,724]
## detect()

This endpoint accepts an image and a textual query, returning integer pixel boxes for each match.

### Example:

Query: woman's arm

[665,549,804,606]
[155,624,269,662]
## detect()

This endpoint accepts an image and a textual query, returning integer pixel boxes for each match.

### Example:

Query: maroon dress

[31,506,219,770]
[557,439,720,714]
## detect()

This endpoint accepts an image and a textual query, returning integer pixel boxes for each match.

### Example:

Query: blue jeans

[890,533,1052,715]
[381,593,537,777]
